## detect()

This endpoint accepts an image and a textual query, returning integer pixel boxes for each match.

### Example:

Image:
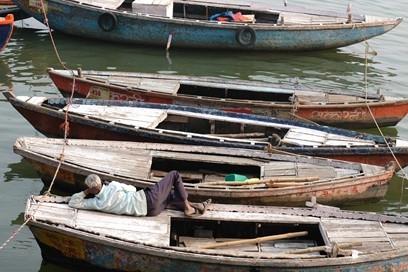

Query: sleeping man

[69,171,211,217]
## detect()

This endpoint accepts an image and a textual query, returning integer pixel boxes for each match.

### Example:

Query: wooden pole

[201,176,319,187]
[200,231,308,250]
[284,241,362,255]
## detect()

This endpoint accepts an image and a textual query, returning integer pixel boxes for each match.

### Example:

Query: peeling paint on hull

[30,224,408,272]
[13,0,402,51]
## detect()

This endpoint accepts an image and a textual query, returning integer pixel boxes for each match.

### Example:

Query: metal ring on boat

[236,27,256,47]
[98,12,117,32]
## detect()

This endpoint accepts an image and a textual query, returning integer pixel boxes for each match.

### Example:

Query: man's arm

[68,190,99,210]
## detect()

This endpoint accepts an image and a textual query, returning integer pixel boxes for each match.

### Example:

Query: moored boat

[5,91,408,167]
[49,68,408,129]
[14,137,396,206]
[13,0,402,51]
[0,13,13,51]
[26,195,408,271]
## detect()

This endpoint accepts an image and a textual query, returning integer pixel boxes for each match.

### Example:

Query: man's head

[84,174,102,195]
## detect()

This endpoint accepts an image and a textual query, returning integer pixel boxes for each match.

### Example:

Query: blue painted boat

[26,195,408,271]
[0,13,13,51]
[13,0,402,50]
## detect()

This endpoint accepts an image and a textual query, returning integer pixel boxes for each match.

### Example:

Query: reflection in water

[3,30,394,98]
[361,126,399,137]
[0,57,12,89]
[3,159,40,182]
[343,175,408,215]
[11,212,24,225]
[39,261,89,272]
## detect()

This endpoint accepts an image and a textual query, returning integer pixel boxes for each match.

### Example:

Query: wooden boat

[5,91,408,167]
[13,0,402,51]
[14,137,396,206]
[26,195,408,271]
[49,68,408,129]
[0,13,13,51]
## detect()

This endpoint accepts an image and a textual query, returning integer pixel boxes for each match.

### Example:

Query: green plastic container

[224,174,248,182]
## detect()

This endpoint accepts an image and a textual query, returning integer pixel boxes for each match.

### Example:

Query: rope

[362,41,408,212]
[0,0,77,252]
[45,76,76,195]
[39,0,69,70]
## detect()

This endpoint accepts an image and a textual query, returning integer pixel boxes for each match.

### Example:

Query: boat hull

[14,0,401,51]
[51,71,408,129]
[29,222,408,272]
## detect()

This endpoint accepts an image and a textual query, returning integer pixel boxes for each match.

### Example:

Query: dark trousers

[144,170,188,216]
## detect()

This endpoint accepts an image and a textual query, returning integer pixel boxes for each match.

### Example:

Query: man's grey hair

[84,174,102,188]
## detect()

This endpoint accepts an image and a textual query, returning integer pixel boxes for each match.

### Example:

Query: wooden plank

[151,150,262,166]
[383,223,408,233]
[73,210,170,246]
[201,210,320,224]
[392,241,408,247]
[327,237,390,243]
[68,105,168,128]
[322,219,381,226]
[75,210,168,234]
[262,162,338,179]
[27,142,153,178]
[28,202,76,227]
[387,234,408,240]
[327,231,387,238]
[106,77,180,94]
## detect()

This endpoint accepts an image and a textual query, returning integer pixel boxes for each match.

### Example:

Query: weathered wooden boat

[49,68,408,129]
[26,195,408,271]
[13,0,402,51]
[0,13,13,51]
[5,91,408,167]
[14,137,396,205]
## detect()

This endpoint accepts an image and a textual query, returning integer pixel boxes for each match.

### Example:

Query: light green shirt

[68,181,147,216]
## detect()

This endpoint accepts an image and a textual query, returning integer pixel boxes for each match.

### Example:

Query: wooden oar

[200,231,308,250]
[201,176,319,187]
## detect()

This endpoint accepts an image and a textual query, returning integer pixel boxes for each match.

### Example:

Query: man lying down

[68,170,211,217]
